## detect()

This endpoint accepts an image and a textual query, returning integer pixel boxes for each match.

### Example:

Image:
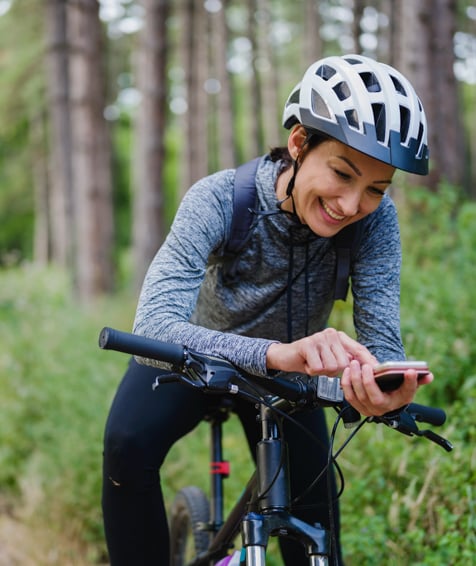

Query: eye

[367,186,385,197]
[334,168,351,180]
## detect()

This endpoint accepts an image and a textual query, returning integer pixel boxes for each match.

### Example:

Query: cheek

[361,197,384,215]
[356,190,385,216]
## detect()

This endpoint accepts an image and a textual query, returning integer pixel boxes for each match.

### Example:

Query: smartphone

[373,361,429,392]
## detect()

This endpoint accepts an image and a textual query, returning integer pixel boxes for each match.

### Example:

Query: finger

[317,345,341,375]
[401,369,419,394]
[348,360,367,401]
[303,350,326,375]
[329,342,353,370]
[341,361,367,410]
[337,331,377,365]
[417,371,434,386]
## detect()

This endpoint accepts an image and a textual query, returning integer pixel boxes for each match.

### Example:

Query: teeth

[321,198,345,221]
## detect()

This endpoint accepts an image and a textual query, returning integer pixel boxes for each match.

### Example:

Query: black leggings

[102,358,343,565]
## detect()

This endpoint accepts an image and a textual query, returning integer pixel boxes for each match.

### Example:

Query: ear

[287,125,308,160]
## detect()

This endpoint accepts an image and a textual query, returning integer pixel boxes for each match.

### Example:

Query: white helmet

[283,54,429,175]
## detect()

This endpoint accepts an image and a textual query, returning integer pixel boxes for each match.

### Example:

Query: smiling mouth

[319,198,346,221]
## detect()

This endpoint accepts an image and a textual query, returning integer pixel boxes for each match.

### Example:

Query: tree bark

[393,0,464,190]
[208,0,236,170]
[303,0,323,65]
[132,0,170,287]
[31,110,50,265]
[68,0,115,300]
[246,0,261,159]
[255,0,281,150]
[44,0,74,267]
[352,0,366,53]
[183,0,209,190]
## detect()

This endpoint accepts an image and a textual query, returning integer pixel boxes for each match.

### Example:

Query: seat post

[207,401,233,530]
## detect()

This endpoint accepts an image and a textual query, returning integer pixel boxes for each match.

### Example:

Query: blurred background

[0,1,475,564]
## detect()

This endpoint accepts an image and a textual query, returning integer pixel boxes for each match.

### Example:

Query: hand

[266,328,377,376]
[340,360,435,416]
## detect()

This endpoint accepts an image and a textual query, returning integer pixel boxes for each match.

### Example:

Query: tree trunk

[183,0,209,190]
[31,110,50,265]
[132,0,170,287]
[44,0,74,267]
[394,0,464,190]
[303,0,323,66]
[246,0,261,159]
[68,0,115,300]
[352,0,366,53]
[431,0,465,188]
[255,0,281,150]
[208,0,235,170]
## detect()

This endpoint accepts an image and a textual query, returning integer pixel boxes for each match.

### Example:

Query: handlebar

[99,326,186,366]
[98,327,453,452]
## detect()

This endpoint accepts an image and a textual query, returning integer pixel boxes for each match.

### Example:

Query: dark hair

[269,130,334,171]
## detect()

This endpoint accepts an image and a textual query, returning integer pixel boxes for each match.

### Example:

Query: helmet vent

[360,72,381,93]
[416,123,425,156]
[345,109,359,129]
[333,81,351,101]
[316,64,336,81]
[311,89,332,119]
[288,88,300,105]
[391,75,407,96]
[399,106,410,142]
[372,103,386,142]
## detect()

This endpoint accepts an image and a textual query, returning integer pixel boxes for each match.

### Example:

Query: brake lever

[370,412,453,452]
[151,350,241,394]
[415,429,453,452]
[152,372,202,391]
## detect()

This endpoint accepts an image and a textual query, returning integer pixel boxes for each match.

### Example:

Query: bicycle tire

[169,485,211,566]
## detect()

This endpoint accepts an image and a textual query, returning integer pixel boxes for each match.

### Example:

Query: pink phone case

[373,363,429,391]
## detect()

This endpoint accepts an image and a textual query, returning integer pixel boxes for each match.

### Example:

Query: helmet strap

[280,132,314,215]
[276,158,298,215]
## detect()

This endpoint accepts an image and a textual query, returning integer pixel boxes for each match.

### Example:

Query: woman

[102,54,431,565]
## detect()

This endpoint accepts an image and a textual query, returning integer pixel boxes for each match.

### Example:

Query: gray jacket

[134,155,405,377]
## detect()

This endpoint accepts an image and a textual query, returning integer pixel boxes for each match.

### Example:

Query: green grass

[0,189,475,564]
[0,265,135,562]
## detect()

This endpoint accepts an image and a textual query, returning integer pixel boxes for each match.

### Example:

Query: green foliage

[337,402,475,564]
[0,187,475,563]
[0,264,135,560]
[0,0,45,262]
[399,184,476,404]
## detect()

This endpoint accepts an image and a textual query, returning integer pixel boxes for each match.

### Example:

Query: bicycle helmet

[283,54,429,175]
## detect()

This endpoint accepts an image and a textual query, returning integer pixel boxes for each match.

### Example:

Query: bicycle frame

[98,327,453,566]
[196,397,331,566]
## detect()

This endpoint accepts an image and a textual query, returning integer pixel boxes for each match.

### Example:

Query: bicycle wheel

[169,485,211,566]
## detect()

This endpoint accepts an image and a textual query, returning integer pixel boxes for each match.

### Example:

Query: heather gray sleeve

[351,195,406,362]
[133,170,275,377]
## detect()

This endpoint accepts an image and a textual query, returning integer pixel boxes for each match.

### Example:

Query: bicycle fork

[240,402,329,566]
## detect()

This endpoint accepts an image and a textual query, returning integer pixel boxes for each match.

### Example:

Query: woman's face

[279,126,395,238]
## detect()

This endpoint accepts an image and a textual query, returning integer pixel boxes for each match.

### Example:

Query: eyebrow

[337,155,393,184]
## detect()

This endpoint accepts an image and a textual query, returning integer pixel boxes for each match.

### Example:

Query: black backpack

[224,157,363,301]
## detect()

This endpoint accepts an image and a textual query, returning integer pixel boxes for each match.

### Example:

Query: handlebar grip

[98,327,186,366]
[406,402,446,426]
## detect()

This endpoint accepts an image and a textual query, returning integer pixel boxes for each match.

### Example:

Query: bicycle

[99,327,453,566]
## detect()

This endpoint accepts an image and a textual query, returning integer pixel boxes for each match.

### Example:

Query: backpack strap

[332,220,364,301]
[226,157,261,255]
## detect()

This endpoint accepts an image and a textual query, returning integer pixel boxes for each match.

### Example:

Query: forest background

[0,0,475,564]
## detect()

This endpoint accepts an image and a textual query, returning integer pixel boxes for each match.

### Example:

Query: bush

[0,264,135,561]
[0,187,474,564]
[399,184,476,404]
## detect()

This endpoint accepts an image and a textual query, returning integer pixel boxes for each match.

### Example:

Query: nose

[337,191,361,217]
